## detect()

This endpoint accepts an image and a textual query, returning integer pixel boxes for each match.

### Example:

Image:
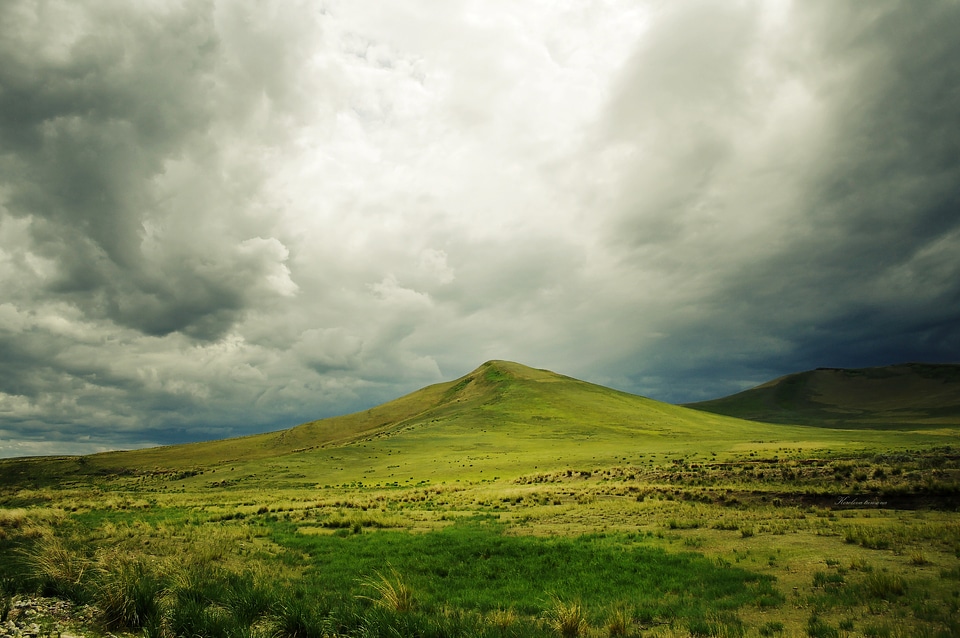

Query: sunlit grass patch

[268,517,781,624]
[358,567,415,613]
[22,534,92,602]
[0,508,28,529]
[545,596,588,638]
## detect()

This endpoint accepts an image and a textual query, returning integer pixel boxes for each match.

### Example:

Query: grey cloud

[593,1,960,401]
[1,0,958,455]
[0,0,298,342]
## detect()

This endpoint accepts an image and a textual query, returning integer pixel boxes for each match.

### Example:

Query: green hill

[5,360,941,492]
[81,360,786,474]
[685,363,960,429]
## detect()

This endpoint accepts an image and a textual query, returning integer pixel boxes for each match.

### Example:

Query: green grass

[268,517,780,620]
[0,360,958,637]
[7,360,939,489]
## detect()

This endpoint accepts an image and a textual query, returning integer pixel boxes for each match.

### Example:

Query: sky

[1,0,959,457]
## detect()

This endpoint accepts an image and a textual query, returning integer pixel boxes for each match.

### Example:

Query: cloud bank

[1,0,958,456]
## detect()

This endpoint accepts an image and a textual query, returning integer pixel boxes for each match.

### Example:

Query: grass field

[1,361,958,637]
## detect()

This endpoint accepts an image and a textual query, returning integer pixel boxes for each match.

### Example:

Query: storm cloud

[1,0,958,456]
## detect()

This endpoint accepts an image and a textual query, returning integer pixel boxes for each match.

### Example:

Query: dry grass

[0,508,28,529]
[605,605,632,637]
[487,607,519,632]
[23,535,91,601]
[546,596,588,638]
[357,567,415,613]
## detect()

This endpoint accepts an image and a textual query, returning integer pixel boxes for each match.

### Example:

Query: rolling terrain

[1,360,938,488]
[685,362,960,429]
[1,361,958,638]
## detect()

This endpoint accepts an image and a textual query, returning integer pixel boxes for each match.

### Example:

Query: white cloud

[0,0,958,455]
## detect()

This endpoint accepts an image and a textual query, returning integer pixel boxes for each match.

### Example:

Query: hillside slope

[2,361,792,481]
[6,361,949,489]
[91,360,762,467]
[685,363,960,428]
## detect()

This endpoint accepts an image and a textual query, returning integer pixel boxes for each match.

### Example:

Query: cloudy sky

[1,0,959,457]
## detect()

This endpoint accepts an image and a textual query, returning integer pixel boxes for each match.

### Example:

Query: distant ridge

[685,363,960,429]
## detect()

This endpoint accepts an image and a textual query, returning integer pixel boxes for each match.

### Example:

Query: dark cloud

[586,0,960,402]
[0,1,297,341]
[1,0,958,455]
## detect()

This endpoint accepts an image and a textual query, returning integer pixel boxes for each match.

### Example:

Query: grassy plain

[1,361,958,637]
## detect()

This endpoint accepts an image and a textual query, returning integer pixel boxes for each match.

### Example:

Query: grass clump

[359,567,415,613]
[909,550,929,566]
[806,613,840,638]
[859,571,907,601]
[687,612,745,638]
[23,535,91,602]
[758,620,785,636]
[545,596,588,638]
[0,578,11,623]
[486,606,520,634]
[94,553,165,631]
[271,592,326,638]
[604,605,633,637]
[0,509,28,531]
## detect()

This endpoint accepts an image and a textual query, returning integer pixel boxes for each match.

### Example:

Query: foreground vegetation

[2,445,958,637]
[1,362,958,636]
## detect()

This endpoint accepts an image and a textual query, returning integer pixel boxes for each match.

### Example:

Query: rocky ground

[1,596,109,638]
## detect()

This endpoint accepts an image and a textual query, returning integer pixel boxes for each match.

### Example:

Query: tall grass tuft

[167,598,234,638]
[487,607,518,634]
[806,613,840,638]
[224,571,276,626]
[94,553,165,630]
[0,578,12,624]
[546,595,588,638]
[859,571,906,601]
[23,535,90,602]
[0,509,28,530]
[271,592,326,638]
[605,604,632,637]
[358,567,415,613]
